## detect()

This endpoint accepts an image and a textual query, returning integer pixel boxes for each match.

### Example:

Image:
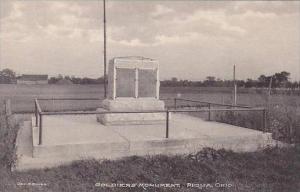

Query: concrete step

[31,131,274,158]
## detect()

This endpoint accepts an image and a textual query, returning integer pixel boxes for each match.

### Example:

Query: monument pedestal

[97,56,166,125]
[97,98,166,125]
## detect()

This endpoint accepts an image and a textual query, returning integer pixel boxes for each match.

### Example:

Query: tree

[273,71,290,87]
[258,75,272,87]
[206,76,216,82]
[171,77,178,82]
[64,76,71,81]
[245,79,255,88]
[57,74,63,80]
[204,76,216,87]
[0,68,16,84]
[48,77,59,84]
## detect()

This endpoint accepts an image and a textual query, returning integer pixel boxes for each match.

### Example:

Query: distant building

[17,74,48,85]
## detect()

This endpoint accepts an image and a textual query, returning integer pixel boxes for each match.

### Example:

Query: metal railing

[34,98,267,145]
[34,98,102,145]
[164,98,256,122]
[37,98,102,101]
[34,99,43,145]
[172,98,252,109]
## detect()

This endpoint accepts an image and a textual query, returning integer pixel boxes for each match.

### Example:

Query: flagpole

[103,0,107,98]
[233,65,237,106]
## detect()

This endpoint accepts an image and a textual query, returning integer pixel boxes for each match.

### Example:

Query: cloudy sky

[0,0,299,81]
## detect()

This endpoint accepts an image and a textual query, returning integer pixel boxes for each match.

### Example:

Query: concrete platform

[15,113,279,171]
[97,98,166,125]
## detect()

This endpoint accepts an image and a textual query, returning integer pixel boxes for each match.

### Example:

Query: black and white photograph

[0,0,299,191]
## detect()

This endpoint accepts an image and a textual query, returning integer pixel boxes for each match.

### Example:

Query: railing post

[4,99,12,116]
[4,99,11,129]
[263,109,266,132]
[174,98,177,109]
[166,110,169,138]
[208,103,211,121]
[35,100,38,127]
[39,114,43,145]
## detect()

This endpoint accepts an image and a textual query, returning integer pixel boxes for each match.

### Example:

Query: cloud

[232,1,300,15]
[240,10,277,20]
[0,1,299,80]
[151,4,174,17]
[154,32,202,45]
[0,1,102,42]
[117,38,148,47]
[172,9,246,36]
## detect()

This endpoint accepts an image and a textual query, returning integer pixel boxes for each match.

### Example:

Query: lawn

[1,84,300,113]
[2,147,300,192]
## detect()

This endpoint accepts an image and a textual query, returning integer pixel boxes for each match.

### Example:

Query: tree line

[0,68,299,88]
[48,75,104,84]
[0,69,105,84]
[161,71,299,89]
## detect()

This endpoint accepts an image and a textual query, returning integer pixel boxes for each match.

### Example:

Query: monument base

[97,98,166,125]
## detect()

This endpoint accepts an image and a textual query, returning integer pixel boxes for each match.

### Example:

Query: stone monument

[97,56,165,125]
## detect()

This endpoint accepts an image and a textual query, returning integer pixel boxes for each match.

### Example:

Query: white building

[17,74,48,85]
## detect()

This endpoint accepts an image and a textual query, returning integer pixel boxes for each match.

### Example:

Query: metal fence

[172,98,252,109]
[34,98,267,145]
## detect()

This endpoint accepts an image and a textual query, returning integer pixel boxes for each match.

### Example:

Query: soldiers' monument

[97,56,165,125]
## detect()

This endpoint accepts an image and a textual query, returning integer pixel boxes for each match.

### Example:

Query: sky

[0,0,299,81]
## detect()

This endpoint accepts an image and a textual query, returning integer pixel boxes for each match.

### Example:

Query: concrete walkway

[15,113,278,171]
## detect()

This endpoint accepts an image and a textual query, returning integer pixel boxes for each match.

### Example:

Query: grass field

[1,84,300,113]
